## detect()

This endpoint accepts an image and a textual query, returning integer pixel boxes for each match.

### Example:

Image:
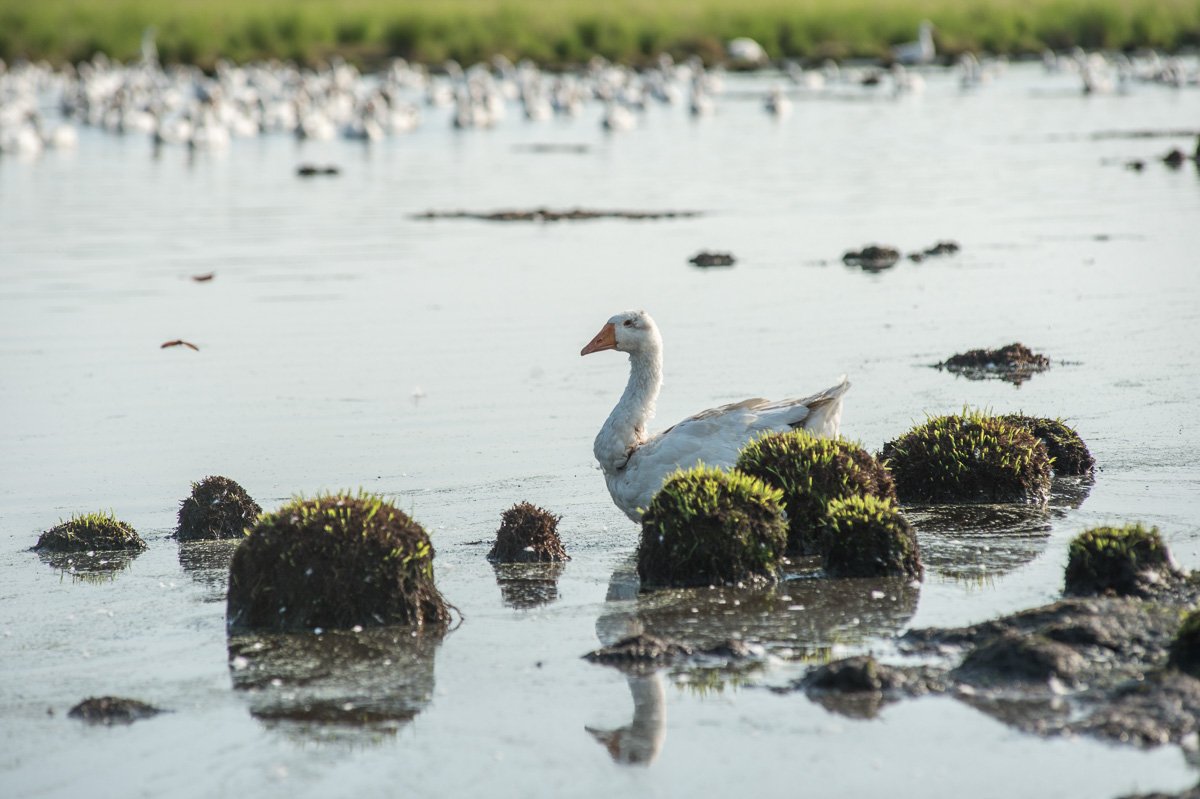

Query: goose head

[580,310,661,357]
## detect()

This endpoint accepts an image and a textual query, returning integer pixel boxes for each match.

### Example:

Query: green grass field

[1,0,1197,68]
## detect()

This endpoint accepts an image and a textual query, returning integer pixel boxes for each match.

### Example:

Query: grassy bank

[1,0,1198,68]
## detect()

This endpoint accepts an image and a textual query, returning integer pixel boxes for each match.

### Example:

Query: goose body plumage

[581,310,849,520]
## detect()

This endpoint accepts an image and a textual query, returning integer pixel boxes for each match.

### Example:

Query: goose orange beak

[581,322,617,356]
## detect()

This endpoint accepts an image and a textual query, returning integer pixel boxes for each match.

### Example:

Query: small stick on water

[191,272,215,282]
[161,340,199,351]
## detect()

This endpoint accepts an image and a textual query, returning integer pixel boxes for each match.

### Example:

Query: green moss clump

[881,410,1052,504]
[1169,610,1200,677]
[176,475,262,541]
[821,496,923,579]
[638,465,787,589]
[736,431,896,555]
[34,512,146,553]
[1000,415,1094,476]
[1063,524,1179,597]
[226,492,451,633]
[487,502,569,563]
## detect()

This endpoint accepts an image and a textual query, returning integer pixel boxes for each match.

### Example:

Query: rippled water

[3,63,1200,797]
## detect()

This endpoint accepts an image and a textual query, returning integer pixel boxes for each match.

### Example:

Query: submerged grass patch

[487,501,569,563]
[821,495,922,579]
[737,431,896,555]
[999,415,1094,477]
[1063,523,1179,597]
[638,465,787,589]
[34,511,146,553]
[176,475,262,541]
[881,409,1052,504]
[2,0,1198,68]
[226,491,451,633]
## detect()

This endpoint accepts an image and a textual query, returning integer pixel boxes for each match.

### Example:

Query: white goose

[581,310,849,521]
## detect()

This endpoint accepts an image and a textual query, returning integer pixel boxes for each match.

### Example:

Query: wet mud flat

[797,576,1200,752]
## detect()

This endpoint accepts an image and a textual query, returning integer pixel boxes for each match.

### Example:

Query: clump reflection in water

[227,625,443,746]
[585,557,921,765]
[177,540,240,600]
[909,476,1093,584]
[35,549,141,583]
[491,561,565,610]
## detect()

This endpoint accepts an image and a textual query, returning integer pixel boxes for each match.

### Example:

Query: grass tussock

[1,0,1197,68]
[736,431,896,556]
[821,495,922,579]
[638,465,787,589]
[34,511,146,553]
[1063,523,1178,597]
[226,491,451,633]
[881,409,1052,504]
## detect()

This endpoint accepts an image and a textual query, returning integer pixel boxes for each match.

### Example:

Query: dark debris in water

[907,240,962,262]
[297,164,340,177]
[937,342,1050,385]
[842,245,900,272]
[68,696,166,725]
[412,208,703,223]
[511,143,590,154]
[688,251,736,267]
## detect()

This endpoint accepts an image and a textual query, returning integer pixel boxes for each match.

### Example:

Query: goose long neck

[595,347,662,471]
[618,348,662,428]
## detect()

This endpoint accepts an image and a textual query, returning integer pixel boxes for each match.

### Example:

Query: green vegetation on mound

[487,501,569,563]
[34,511,146,553]
[1064,523,1179,597]
[1,0,1197,68]
[176,475,262,541]
[821,495,923,579]
[737,431,895,555]
[226,492,451,633]
[881,410,1052,504]
[1000,415,1095,476]
[638,465,787,589]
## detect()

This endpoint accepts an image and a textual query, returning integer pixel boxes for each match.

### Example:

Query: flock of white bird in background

[0,22,1197,157]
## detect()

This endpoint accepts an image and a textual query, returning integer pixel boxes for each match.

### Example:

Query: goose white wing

[606,378,849,519]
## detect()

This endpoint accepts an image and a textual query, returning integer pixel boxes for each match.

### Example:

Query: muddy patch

[68,696,166,725]
[412,208,703,223]
[794,655,947,719]
[795,572,1200,750]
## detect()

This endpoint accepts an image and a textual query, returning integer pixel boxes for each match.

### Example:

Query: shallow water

[3,63,1200,797]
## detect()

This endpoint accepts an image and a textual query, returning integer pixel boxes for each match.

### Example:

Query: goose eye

[623,319,634,327]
